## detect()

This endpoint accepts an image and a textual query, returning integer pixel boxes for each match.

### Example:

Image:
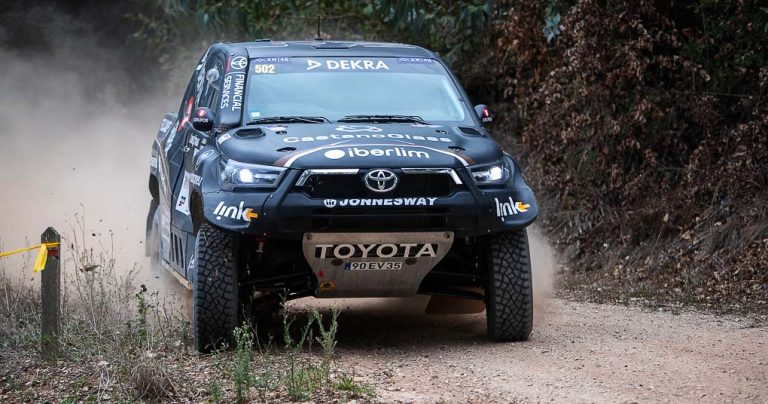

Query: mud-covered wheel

[192,223,239,352]
[486,229,533,342]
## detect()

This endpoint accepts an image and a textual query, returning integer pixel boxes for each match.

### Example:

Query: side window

[175,81,195,132]
[201,59,224,112]
[176,49,210,131]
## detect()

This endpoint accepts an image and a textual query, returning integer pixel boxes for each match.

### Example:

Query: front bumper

[201,165,538,239]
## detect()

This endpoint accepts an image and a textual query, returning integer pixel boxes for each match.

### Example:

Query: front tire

[486,229,533,341]
[192,223,239,352]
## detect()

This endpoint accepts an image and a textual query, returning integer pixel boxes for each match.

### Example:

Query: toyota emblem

[364,169,398,193]
[230,56,248,70]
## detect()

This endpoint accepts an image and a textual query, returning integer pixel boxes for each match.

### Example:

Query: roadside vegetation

[157,0,763,313]
[488,2,767,312]
[0,220,372,402]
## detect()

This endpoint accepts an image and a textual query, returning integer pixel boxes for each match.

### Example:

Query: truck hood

[216,123,503,169]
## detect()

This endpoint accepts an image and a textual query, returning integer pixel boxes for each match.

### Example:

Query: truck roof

[222,40,436,59]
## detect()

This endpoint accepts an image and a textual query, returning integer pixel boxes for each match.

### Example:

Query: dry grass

[0,216,373,402]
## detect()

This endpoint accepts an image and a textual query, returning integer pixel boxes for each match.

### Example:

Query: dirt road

[291,297,768,403]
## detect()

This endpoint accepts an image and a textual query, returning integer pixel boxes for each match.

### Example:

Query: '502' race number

[253,64,276,74]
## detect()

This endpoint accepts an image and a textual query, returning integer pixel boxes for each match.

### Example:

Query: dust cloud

[0,49,174,289]
[528,225,556,307]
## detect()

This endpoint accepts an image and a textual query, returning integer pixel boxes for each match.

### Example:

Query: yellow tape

[0,242,60,272]
[0,245,40,258]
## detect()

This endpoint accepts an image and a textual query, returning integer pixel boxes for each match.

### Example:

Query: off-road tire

[486,229,533,341]
[192,223,239,352]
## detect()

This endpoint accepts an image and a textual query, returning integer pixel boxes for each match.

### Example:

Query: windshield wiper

[247,116,328,125]
[338,115,429,124]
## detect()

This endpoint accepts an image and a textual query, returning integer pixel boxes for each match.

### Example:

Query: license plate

[344,261,403,271]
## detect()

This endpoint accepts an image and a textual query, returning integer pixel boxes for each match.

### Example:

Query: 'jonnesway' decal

[323,197,437,208]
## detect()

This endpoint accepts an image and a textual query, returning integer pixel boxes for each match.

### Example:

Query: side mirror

[474,104,493,124]
[205,68,220,83]
[192,107,214,132]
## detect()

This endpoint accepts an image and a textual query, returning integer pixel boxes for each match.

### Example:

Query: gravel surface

[292,297,768,403]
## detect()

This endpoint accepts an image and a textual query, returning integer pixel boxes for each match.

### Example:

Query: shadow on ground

[287,297,492,349]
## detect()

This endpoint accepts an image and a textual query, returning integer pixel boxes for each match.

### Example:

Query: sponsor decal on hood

[215,123,490,168]
[283,133,452,143]
[323,146,430,160]
[272,143,473,168]
[336,125,382,132]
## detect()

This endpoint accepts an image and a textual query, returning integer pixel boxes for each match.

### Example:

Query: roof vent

[313,42,352,49]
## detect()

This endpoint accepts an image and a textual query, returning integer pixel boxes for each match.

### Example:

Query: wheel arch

[148,173,160,201]
[190,190,204,235]
[146,174,161,256]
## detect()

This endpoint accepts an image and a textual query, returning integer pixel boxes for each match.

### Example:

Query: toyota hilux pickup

[146,40,538,351]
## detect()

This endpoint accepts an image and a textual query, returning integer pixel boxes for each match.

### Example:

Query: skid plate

[302,232,454,297]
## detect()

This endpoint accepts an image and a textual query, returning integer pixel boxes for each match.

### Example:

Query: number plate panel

[302,232,453,297]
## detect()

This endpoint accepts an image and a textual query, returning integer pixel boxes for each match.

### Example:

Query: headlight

[470,158,512,186]
[219,158,286,190]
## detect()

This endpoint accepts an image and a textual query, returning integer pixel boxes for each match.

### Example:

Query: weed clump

[233,323,253,403]
[0,217,373,402]
[129,352,175,400]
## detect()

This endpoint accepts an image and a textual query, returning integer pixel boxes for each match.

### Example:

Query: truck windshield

[245,57,471,125]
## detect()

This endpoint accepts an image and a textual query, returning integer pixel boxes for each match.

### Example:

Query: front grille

[281,207,476,232]
[298,171,458,199]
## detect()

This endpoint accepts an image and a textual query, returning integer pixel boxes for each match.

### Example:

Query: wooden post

[41,227,60,361]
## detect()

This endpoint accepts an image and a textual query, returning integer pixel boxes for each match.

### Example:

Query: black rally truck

[146,40,538,351]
